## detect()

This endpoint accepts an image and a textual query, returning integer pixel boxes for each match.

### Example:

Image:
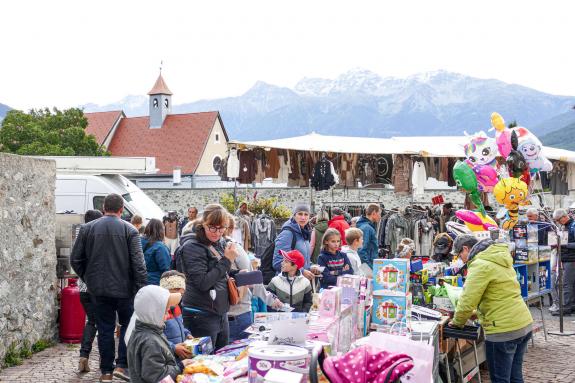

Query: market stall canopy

[229,133,575,163]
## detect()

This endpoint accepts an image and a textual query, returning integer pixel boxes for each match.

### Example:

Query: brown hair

[321,228,341,251]
[194,204,230,245]
[365,203,381,216]
[131,215,143,225]
[345,227,363,245]
[144,218,165,244]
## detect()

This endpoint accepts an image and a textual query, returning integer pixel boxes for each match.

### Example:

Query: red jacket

[328,215,351,245]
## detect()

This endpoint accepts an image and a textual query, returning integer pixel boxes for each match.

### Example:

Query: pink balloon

[474,165,499,192]
[497,130,512,158]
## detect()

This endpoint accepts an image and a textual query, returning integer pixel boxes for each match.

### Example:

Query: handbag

[208,245,240,306]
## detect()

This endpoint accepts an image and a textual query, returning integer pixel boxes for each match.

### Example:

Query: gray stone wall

[145,187,477,215]
[0,153,58,364]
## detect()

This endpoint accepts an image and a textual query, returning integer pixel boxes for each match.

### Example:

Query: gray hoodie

[126,286,181,383]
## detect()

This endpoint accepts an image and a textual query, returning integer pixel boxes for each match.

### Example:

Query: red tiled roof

[107,112,220,175]
[148,74,173,95]
[84,110,124,146]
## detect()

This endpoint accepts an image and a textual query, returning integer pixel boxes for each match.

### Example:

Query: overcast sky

[1,0,574,110]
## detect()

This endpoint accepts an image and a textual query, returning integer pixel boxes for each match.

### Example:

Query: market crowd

[69,193,574,383]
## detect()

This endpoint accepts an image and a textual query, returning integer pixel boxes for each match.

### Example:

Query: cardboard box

[371,293,412,331]
[319,286,342,318]
[373,258,410,294]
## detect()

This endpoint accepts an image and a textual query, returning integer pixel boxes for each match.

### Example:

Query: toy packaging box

[371,292,412,331]
[319,286,342,318]
[373,258,410,294]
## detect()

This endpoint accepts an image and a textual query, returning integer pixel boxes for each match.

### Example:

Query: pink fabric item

[322,345,414,383]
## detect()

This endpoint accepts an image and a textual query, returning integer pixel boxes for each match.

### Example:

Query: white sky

[1,0,574,111]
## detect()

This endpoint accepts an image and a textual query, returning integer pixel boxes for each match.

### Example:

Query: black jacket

[70,215,147,298]
[311,159,335,191]
[127,321,180,383]
[176,234,231,315]
[561,218,575,263]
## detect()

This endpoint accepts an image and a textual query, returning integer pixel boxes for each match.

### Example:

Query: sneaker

[78,357,90,373]
[100,374,113,383]
[549,304,559,312]
[114,367,131,382]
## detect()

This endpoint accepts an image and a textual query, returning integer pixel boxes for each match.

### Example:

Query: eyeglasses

[205,225,228,233]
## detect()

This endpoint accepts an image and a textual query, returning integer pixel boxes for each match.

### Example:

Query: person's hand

[174,343,192,359]
[271,298,284,310]
[302,269,315,280]
[343,265,350,271]
[310,265,321,275]
[447,320,457,328]
[224,242,238,262]
[187,335,194,340]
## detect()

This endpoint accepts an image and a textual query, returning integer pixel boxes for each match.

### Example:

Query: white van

[56,174,164,222]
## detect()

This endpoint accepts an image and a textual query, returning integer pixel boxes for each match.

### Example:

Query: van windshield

[122,191,164,220]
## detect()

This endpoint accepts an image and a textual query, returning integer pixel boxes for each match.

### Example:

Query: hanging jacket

[328,215,351,246]
[267,271,313,312]
[317,249,353,288]
[272,218,312,272]
[452,241,533,335]
[357,216,379,267]
[312,219,329,264]
[141,238,172,286]
[311,159,336,191]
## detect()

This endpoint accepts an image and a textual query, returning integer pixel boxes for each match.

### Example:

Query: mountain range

[0,102,10,123]
[2,70,575,148]
[81,69,575,143]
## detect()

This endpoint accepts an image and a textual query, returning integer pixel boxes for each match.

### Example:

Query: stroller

[309,344,414,383]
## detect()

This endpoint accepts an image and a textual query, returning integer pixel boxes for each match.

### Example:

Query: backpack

[260,226,297,285]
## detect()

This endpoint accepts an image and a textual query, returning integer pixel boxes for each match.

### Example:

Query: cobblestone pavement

[0,306,574,382]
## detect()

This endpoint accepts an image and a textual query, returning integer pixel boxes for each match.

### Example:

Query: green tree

[0,107,108,156]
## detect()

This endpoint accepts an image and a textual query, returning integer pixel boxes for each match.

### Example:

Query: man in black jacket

[552,208,575,315]
[71,193,147,383]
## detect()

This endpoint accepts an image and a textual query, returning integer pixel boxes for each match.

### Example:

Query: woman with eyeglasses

[175,204,238,349]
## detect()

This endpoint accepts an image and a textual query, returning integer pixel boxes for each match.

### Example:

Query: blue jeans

[93,296,134,374]
[228,311,253,342]
[485,332,532,383]
[79,292,97,358]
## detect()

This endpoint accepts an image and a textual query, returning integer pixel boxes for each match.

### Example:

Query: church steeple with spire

[148,72,173,129]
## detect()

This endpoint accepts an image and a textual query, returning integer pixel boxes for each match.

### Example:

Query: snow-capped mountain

[82,69,575,140]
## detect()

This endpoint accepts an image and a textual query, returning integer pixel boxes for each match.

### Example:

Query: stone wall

[146,186,476,215]
[0,153,58,364]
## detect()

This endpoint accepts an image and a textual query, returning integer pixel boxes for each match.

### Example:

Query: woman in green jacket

[450,235,533,383]
[310,210,330,264]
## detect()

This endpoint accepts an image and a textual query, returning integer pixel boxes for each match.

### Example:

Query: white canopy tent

[229,132,575,163]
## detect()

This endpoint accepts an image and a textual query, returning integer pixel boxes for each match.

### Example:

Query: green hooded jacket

[311,220,328,264]
[452,242,533,334]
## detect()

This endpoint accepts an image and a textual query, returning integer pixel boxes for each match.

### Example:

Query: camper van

[55,174,164,222]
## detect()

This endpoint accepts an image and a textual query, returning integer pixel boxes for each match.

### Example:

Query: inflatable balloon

[472,163,499,192]
[464,131,499,192]
[513,127,553,174]
[464,131,498,167]
[453,160,485,216]
[493,177,529,230]
[506,131,529,181]
[491,112,512,158]
[455,209,498,232]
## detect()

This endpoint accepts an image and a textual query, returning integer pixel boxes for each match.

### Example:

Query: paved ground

[0,305,574,382]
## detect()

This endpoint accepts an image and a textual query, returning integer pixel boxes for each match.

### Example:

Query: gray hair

[526,208,539,216]
[553,208,569,220]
